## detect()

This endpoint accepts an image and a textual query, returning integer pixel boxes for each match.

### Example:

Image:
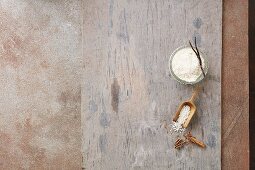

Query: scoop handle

[190,86,200,103]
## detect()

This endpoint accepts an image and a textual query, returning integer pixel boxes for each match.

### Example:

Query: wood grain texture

[222,0,249,169]
[82,0,222,169]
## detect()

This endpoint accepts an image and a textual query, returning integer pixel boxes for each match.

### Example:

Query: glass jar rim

[169,46,209,85]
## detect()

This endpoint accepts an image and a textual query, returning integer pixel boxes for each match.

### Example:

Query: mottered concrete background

[0,1,82,169]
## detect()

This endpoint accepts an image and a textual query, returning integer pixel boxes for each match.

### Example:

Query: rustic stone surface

[0,0,82,169]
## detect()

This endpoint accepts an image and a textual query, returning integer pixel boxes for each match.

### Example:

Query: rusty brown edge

[222,0,249,169]
[249,0,254,169]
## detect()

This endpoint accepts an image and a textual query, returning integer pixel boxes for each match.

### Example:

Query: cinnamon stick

[185,132,206,148]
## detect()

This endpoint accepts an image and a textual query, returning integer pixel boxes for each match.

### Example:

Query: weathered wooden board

[82,0,222,169]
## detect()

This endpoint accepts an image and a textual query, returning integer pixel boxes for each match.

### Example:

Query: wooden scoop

[173,86,200,128]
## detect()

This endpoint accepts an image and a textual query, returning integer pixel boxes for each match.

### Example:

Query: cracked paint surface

[0,0,82,169]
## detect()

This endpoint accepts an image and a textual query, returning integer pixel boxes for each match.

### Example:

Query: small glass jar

[169,46,209,85]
